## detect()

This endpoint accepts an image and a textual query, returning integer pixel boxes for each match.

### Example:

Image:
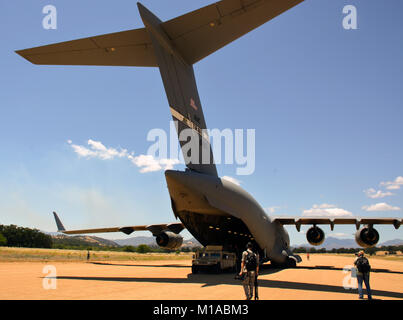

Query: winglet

[52,211,66,232]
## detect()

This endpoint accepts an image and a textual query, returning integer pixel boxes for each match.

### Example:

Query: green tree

[0,233,7,246]
[123,245,136,252]
[0,225,52,248]
[365,247,377,256]
[136,244,151,253]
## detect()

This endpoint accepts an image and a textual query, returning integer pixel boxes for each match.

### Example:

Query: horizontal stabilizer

[16,28,157,67]
[163,0,305,64]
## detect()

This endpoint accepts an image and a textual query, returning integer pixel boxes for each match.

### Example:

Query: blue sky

[0,0,402,245]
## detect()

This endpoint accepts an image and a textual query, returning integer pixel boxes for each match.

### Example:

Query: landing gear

[214,263,221,274]
[191,265,199,274]
[286,257,297,268]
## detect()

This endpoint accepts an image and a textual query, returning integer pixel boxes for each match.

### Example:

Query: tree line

[0,224,201,253]
[293,245,403,255]
[0,225,52,248]
[52,243,201,253]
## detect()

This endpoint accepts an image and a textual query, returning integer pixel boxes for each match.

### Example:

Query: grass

[2,248,401,263]
[301,253,403,262]
[0,247,193,262]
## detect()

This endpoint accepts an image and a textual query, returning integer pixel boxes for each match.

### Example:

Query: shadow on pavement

[53,270,403,299]
[91,262,189,269]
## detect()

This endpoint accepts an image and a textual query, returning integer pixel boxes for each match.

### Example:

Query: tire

[287,258,297,268]
[215,263,221,274]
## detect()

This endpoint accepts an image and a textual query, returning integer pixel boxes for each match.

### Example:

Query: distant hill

[47,230,401,250]
[113,236,201,248]
[295,237,357,250]
[51,234,120,248]
[182,237,202,248]
[379,239,403,247]
[46,229,202,248]
[294,237,403,250]
[113,236,155,247]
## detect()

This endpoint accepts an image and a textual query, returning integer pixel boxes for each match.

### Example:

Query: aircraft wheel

[286,257,297,268]
[215,263,221,274]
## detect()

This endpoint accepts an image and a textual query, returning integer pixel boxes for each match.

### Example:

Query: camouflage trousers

[242,271,256,300]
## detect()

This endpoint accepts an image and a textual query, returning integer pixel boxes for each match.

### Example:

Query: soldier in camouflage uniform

[239,242,259,300]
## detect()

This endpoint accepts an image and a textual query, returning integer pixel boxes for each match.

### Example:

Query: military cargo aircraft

[17,0,402,267]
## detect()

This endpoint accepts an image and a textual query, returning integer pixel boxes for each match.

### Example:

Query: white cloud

[159,158,181,171]
[71,144,95,158]
[330,232,350,238]
[316,203,335,209]
[68,139,179,173]
[302,203,353,217]
[364,188,394,199]
[380,176,403,190]
[265,206,280,214]
[68,139,128,160]
[128,155,181,173]
[222,176,241,186]
[129,154,162,173]
[362,202,401,212]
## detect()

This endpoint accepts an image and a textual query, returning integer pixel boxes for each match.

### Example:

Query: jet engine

[306,226,325,246]
[355,226,379,248]
[155,231,183,250]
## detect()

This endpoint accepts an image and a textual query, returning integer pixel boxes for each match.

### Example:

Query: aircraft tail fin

[135,0,304,175]
[52,211,66,232]
[139,3,218,176]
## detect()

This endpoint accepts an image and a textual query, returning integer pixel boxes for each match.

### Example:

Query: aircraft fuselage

[165,170,291,264]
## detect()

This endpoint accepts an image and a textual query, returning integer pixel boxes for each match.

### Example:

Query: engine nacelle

[355,226,379,248]
[155,231,183,250]
[306,226,325,246]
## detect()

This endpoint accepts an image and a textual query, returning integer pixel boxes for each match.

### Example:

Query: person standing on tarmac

[239,242,259,300]
[354,250,372,300]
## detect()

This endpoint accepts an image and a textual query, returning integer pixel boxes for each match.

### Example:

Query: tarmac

[0,254,402,300]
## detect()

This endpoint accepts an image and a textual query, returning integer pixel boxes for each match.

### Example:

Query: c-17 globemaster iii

[17,0,402,267]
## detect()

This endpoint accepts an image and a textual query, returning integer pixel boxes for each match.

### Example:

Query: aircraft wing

[272,216,403,232]
[163,0,305,64]
[16,0,304,67]
[52,212,184,236]
[16,28,157,67]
